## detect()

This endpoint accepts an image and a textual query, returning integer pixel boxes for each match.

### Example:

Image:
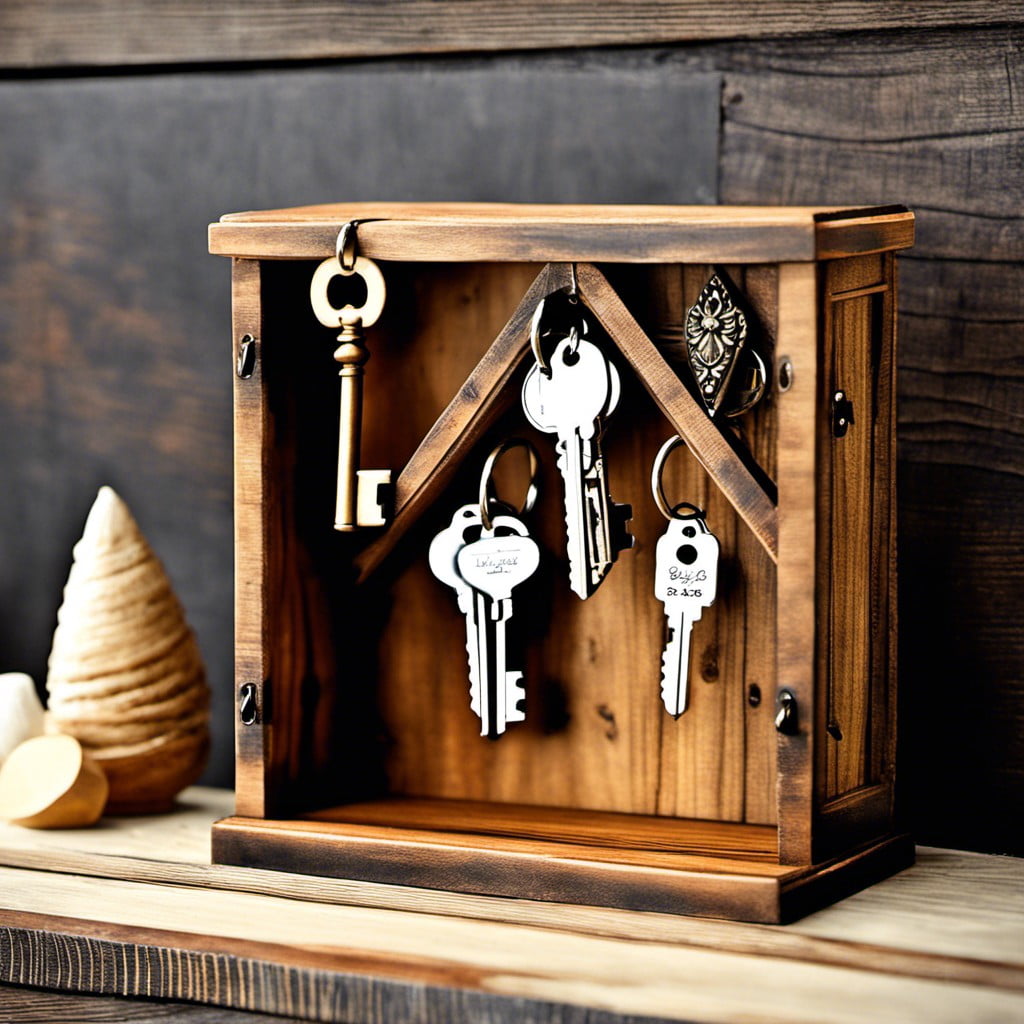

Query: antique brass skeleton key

[310,224,391,530]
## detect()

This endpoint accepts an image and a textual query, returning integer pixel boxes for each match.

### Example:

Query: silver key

[429,504,486,721]
[522,332,633,599]
[457,515,540,737]
[654,515,719,717]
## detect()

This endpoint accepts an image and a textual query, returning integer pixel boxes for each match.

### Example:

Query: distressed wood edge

[774,261,819,864]
[212,816,788,924]
[211,815,920,926]
[815,212,915,261]
[0,909,648,1024]
[4,4,1019,70]
[209,220,819,263]
[231,258,269,819]
[778,833,915,923]
[575,262,779,561]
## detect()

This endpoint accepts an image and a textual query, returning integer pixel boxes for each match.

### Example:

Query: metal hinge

[831,389,854,438]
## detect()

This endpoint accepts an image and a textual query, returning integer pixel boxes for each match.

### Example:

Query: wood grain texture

[716,22,1024,855]
[576,263,778,560]
[0,790,1017,992]
[232,259,269,818]
[773,262,818,865]
[1,1,1017,68]
[210,203,912,262]
[241,256,781,826]
[0,985,305,1023]
[354,262,557,582]
[0,838,1017,1021]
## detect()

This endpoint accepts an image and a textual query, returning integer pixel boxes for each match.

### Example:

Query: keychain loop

[479,438,540,532]
[652,435,705,522]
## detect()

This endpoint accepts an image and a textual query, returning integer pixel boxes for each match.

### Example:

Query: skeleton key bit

[522,300,633,599]
[310,224,391,530]
[651,436,720,717]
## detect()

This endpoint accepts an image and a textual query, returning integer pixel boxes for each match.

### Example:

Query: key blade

[556,435,592,599]
[473,590,491,736]
[660,608,695,718]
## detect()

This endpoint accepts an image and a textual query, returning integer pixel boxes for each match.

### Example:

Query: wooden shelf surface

[209,202,914,262]
[0,787,1022,1022]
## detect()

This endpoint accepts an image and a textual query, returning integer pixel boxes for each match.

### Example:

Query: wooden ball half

[0,734,109,828]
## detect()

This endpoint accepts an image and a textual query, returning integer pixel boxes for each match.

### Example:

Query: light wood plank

[0,790,1020,992]
[1,865,1023,1023]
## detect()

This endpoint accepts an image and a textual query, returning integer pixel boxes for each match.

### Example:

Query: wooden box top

[209,202,913,263]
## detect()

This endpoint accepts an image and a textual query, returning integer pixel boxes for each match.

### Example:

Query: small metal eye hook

[568,262,579,302]
[479,438,540,532]
[651,435,705,522]
[337,220,360,274]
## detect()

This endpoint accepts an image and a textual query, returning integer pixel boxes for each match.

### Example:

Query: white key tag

[651,436,720,718]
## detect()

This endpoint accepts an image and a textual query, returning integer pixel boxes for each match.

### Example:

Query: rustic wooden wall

[0,5,1019,855]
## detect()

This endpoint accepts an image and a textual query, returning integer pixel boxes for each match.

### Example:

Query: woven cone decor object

[46,486,210,813]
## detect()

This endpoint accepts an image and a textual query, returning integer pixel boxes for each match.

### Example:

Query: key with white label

[522,321,633,598]
[654,514,719,717]
[457,515,540,737]
[428,504,486,721]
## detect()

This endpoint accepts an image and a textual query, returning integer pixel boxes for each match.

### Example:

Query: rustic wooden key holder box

[209,203,914,924]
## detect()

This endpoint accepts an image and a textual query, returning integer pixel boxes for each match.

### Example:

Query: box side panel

[232,258,271,817]
[815,254,898,856]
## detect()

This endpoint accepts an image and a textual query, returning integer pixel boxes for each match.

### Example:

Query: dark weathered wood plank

[0,984,303,1023]
[1,2,1019,69]
[716,25,1024,856]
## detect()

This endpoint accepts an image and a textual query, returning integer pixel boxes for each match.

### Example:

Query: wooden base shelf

[212,800,914,924]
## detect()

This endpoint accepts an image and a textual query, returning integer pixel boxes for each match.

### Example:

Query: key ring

[337,220,360,273]
[479,438,540,532]
[651,435,705,521]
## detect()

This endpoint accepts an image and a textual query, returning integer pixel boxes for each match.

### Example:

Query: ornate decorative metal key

[428,440,541,738]
[684,270,767,419]
[521,290,633,599]
[651,436,720,717]
[310,222,391,530]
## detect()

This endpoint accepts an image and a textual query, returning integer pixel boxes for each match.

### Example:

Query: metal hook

[529,290,586,378]
[651,435,705,522]
[568,262,579,302]
[478,438,540,533]
[337,220,360,274]
[529,298,552,377]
